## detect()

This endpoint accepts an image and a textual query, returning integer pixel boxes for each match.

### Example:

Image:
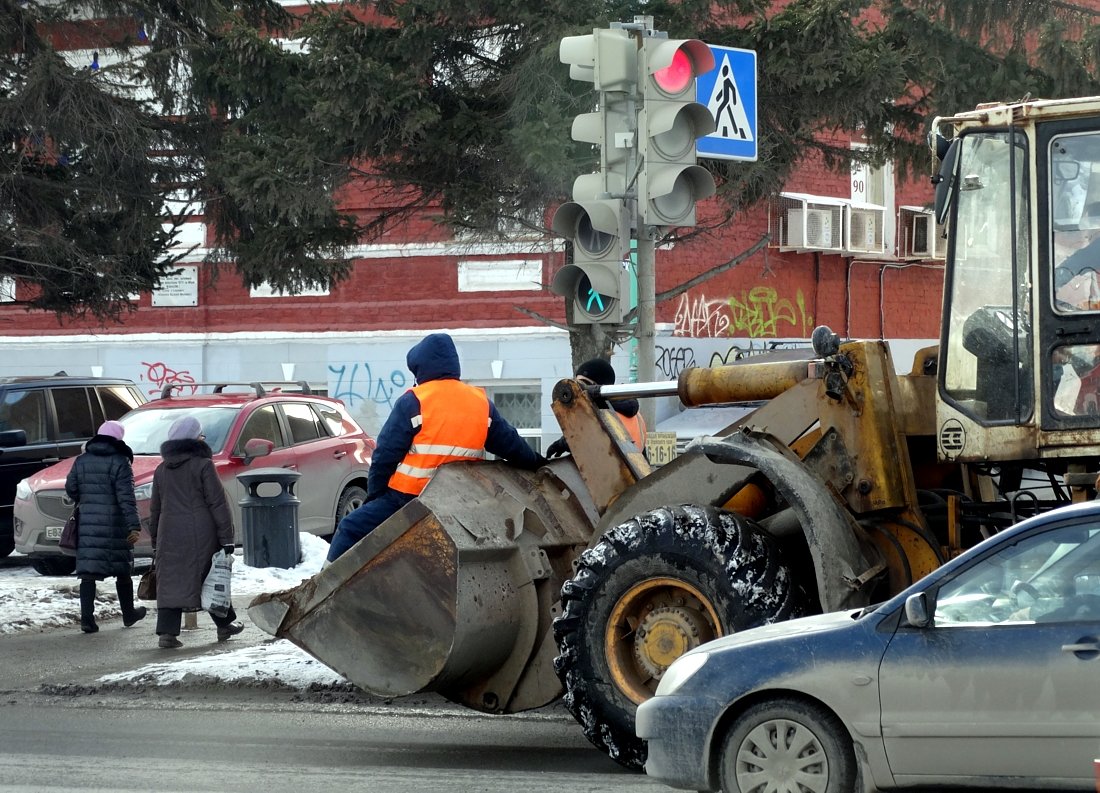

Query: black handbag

[59,507,79,553]
[137,566,157,601]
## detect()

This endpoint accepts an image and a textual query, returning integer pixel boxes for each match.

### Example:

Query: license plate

[45,526,63,540]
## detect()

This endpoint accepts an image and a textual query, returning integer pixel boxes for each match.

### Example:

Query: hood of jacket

[159,437,213,468]
[407,333,461,384]
[85,434,134,462]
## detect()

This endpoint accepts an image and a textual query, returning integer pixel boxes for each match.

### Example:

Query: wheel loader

[249,95,1100,769]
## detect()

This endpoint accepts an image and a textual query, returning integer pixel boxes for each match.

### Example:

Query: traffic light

[553,28,638,325]
[637,37,716,227]
[551,185,630,323]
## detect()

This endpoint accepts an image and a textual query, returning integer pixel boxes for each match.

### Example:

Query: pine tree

[2,0,1099,321]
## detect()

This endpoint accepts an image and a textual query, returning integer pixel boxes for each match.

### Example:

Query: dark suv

[0,376,146,557]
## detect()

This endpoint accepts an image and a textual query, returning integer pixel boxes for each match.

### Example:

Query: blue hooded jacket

[366,333,543,500]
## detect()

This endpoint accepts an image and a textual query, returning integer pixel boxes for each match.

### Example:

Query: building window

[484,385,542,453]
[458,259,542,292]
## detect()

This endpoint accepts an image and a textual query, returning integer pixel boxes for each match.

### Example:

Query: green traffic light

[577,273,612,319]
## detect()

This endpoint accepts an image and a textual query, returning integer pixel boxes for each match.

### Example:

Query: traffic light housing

[551,184,630,323]
[553,28,638,325]
[637,37,716,227]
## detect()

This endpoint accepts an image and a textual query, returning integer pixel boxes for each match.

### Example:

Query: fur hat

[575,358,616,386]
[167,415,202,441]
[97,420,125,441]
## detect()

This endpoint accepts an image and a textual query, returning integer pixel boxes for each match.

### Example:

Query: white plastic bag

[201,549,233,618]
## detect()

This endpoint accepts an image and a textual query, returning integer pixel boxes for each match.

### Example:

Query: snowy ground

[1,534,346,690]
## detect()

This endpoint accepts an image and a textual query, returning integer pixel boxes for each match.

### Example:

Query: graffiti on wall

[655,345,698,379]
[140,361,196,397]
[674,287,814,339]
[328,362,408,410]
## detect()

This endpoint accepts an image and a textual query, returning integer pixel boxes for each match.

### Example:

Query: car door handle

[42,457,60,464]
[1061,640,1100,654]
[332,450,347,459]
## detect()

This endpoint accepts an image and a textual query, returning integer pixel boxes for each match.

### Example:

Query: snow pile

[97,639,346,689]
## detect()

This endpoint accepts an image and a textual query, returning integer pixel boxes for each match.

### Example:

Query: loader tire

[552,504,806,770]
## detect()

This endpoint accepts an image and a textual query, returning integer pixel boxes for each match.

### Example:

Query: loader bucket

[248,460,596,713]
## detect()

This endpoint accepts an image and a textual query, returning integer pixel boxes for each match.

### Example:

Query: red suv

[14,382,375,575]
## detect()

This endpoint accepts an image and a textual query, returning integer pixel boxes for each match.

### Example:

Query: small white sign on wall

[0,277,14,302]
[152,265,199,307]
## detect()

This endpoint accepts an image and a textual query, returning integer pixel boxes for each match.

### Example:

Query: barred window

[484,386,542,454]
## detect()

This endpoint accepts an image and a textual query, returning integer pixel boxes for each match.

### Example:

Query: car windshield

[119,406,239,454]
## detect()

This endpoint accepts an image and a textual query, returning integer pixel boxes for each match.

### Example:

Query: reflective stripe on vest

[619,411,647,450]
[389,379,491,496]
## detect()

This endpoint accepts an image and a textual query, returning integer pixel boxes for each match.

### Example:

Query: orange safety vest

[389,379,491,496]
[618,411,647,450]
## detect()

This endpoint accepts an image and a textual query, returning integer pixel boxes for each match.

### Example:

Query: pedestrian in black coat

[64,420,146,633]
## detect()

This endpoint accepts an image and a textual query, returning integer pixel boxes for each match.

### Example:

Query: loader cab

[935,98,1100,462]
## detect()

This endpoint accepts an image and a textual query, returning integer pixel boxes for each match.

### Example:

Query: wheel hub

[633,605,709,678]
[604,577,722,705]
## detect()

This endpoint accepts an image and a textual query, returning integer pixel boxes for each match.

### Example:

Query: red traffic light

[653,49,693,94]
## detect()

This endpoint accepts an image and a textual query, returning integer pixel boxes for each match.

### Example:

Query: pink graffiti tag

[141,361,196,397]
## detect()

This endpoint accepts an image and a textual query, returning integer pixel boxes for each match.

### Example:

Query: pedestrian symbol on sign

[695,45,757,161]
[708,54,753,143]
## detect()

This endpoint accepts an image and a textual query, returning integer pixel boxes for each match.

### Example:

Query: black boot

[117,576,146,627]
[79,579,98,634]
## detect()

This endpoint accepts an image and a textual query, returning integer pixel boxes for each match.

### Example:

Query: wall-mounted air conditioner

[899,206,946,260]
[768,193,847,252]
[846,205,886,255]
[788,208,833,249]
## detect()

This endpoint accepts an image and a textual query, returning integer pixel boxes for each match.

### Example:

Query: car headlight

[133,482,153,501]
[14,479,32,501]
[655,651,709,697]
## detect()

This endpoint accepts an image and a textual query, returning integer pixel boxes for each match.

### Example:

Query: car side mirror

[0,429,27,450]
[904,592,934,628]
[240,438,274,465]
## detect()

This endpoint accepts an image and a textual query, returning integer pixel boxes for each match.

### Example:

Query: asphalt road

[0,559,1085,793]
[0,695,644,793]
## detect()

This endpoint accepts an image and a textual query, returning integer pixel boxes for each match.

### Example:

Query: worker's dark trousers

[326,489,414,562]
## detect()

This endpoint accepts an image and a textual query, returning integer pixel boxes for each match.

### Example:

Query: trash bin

[237,468,302,568]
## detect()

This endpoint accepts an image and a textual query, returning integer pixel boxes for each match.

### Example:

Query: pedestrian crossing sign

[695,45,757,162]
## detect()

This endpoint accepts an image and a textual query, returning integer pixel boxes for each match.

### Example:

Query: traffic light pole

[635,225,657,429]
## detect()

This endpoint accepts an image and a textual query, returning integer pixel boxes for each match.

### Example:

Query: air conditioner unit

[788,208,833,249]
[847,209,880,253]
[911,213,934,257]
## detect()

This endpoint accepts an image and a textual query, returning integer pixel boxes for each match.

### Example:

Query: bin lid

[236,467,303,484]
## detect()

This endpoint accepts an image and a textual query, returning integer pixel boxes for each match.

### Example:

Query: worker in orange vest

[327,333,545,562]
[546,358,648,458]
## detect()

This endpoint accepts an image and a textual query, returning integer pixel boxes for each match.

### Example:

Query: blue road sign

[696,45,757,162]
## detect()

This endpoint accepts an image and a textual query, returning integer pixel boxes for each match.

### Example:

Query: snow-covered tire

[552,504,806,770]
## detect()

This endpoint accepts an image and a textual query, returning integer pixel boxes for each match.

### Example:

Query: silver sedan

[637,500,1100,792]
